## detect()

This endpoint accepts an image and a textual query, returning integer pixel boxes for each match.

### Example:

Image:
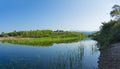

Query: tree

[1,32,8,37]
[110,4,120,20]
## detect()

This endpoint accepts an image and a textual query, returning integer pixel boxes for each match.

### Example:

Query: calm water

[0,38,100,69]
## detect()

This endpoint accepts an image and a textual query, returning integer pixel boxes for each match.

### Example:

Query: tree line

[91,4,120,49]
[0,30,86,38]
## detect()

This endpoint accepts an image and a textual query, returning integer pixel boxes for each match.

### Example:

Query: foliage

[0,32,8,37]
[92,4,120,49]
[1,30,87,46]
[110,4,120,20]
[0,30,86,38]
[92,20,120,49]
[3,37,84,46]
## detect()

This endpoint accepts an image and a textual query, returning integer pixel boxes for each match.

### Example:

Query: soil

[98,43,120,69]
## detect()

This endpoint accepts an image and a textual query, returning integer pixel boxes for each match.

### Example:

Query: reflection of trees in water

[3,38,81,46]
[0,40,99,69]
[91,43,99,55]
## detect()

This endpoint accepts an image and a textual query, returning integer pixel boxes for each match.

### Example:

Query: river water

[0,38,100,69]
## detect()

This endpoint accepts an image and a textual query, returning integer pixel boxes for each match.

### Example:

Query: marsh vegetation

[0,30,87,46]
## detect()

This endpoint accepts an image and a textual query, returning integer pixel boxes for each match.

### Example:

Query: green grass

[0,29,87,46]
[2,37,86,46]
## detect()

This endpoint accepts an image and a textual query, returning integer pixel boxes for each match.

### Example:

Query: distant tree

[110,4,120,20]
[1,32,8,37]
[54,30,64,32]
[0,30,86,38]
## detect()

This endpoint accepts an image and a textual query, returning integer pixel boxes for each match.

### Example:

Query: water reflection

[0,38,100,69]
[2,38,81,46]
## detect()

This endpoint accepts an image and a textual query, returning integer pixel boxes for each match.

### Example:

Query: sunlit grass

[2,37,85,46]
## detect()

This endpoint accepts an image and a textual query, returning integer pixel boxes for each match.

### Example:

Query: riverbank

[0,30,87,46]
[98,43,120,69]
[1,37,84,46]
[0,37,30,41]
[0,37,18,41]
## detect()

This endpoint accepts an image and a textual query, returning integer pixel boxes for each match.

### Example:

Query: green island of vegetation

[0,30,87,46]
[91,4,120,49]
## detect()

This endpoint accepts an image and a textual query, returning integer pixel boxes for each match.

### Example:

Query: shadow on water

[0,38,100,69]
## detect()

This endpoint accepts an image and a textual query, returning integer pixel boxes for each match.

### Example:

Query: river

[0,38,100,69]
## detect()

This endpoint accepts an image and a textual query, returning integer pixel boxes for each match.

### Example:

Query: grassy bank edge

[1,37,86,46]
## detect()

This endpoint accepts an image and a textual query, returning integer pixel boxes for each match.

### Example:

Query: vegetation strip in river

[0,30,87,46]
[2,37,85,46]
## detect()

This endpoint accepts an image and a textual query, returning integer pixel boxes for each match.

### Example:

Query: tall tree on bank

[110,5,120,20]
[91,4,120,49]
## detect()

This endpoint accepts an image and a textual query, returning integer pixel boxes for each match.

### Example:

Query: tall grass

[3,37,86,46]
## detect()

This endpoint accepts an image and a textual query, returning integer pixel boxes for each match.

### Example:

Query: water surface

[0,38,100,69]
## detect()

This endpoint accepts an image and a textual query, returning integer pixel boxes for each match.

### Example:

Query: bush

[92,20,120,49]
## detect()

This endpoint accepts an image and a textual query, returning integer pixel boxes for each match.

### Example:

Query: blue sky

[0,0,119,33]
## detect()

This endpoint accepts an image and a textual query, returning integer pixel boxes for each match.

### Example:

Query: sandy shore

[98,43,120,69]
[0,37,9,41]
